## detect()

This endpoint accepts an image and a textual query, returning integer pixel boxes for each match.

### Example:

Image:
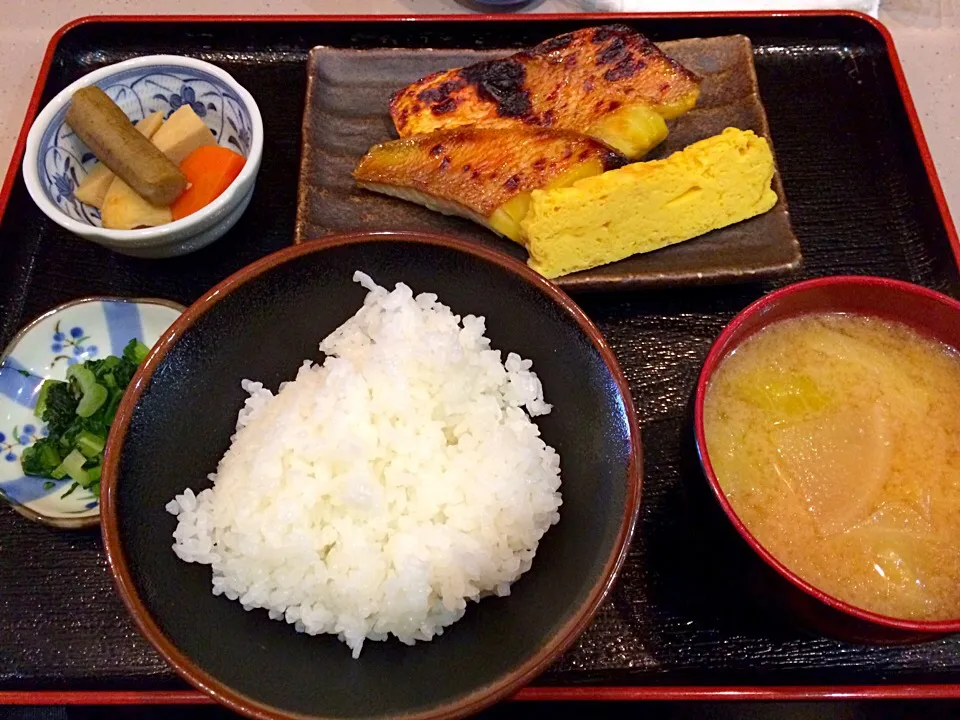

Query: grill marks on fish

[417,79,466,104]
[353,126,627,219]
[591,24,631,43]
[460,59,533,119]
[597,36,628,66]
[389,25,702,140]
[593,26,655,82]
[430,98,458,115]
[527,34,574,56]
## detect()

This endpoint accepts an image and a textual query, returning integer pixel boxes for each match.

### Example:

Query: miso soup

[704,313,960,621]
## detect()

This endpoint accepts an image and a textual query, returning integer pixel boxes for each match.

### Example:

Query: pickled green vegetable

[19,338,149,498]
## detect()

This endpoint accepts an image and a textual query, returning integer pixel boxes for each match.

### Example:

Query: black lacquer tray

[1,12,959,704]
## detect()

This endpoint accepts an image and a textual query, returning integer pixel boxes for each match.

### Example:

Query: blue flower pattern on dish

[51,164,78,204]
[225,105,251,155]
[0,431,14,463]
[1,425,42,463]
[0,315,118,506]
[162,85,207,118]
[50,321,97,366]
[37,64,253,227]
[0,298,183,521]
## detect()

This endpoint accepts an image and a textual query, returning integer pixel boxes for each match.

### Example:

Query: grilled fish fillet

[353,126,626,242]
[389,25,701,158]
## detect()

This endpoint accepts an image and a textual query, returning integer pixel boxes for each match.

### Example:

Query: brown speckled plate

[295,35,801,292]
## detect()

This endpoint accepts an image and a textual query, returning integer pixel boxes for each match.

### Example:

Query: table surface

[0,0,958,229]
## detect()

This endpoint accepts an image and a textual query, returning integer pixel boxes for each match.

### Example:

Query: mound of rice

[167,272,562,657]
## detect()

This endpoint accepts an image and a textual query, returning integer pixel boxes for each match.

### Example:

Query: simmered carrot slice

[171,146,246,221]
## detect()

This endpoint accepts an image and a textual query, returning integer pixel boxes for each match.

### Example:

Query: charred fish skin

[353,126,626,241]
[389,25,701,158]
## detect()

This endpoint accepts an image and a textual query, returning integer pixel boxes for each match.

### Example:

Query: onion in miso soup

[703,313,960,621]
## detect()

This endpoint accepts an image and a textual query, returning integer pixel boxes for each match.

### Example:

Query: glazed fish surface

[353,125,626,242]
[389,25,702,159]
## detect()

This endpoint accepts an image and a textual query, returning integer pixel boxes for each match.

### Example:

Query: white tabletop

[1,0,957,226]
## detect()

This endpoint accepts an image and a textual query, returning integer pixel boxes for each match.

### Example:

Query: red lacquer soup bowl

[694,275,960,643]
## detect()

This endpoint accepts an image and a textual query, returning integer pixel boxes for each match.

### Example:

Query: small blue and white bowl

[23,55,263,258]
[0,297,183,529]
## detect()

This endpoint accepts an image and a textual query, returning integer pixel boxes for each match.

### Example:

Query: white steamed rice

[166,271,562,657]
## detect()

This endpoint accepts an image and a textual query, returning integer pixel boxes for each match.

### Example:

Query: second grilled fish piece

[353,126,626,242]
[389,25,701,159]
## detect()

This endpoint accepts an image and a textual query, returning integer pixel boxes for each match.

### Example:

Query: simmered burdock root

[389,25,701,159]
[353,125,626,242]
[66,87,187,206]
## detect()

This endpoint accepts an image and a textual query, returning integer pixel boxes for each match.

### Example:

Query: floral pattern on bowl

[0,297,183,528]
[37,64,253,226]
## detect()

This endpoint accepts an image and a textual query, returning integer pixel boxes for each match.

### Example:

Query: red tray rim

[3,9,959,706]
[2,685,960,704]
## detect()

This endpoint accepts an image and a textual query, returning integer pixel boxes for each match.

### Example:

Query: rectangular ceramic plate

[0,13,959,704]
[295,35,802,291]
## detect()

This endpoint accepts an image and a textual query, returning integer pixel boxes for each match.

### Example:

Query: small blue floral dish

[0,297,183,528]
[22,55,263,259]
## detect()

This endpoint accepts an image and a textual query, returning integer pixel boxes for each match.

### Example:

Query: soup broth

[704,313,960,621]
